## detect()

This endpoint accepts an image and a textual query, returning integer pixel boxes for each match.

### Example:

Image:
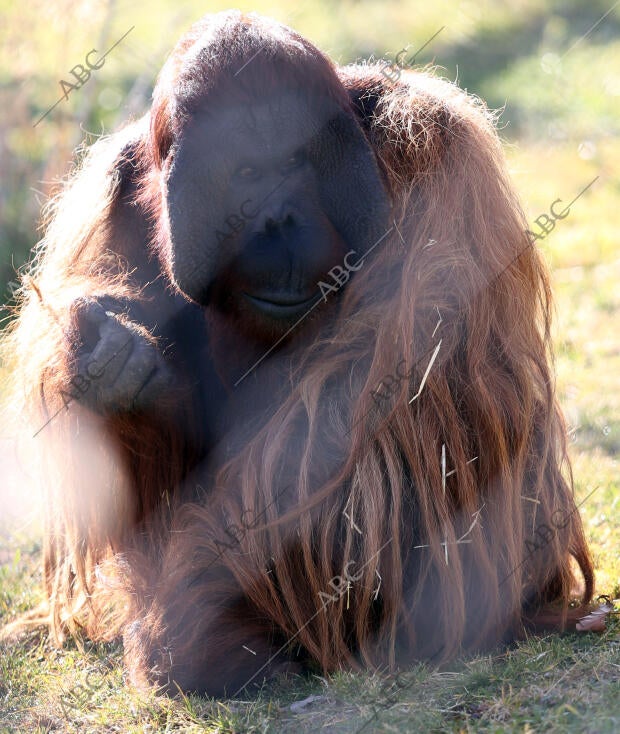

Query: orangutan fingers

[82,317,135,387]
[68,309,170,414]
[95,332,161,412]
[128,349,176,412]
[71,297,131,348]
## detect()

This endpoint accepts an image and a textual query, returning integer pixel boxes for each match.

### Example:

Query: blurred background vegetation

[0,0,618,297]
[1,0,619,302]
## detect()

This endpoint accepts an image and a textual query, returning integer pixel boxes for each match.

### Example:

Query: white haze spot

[0,405,130,560]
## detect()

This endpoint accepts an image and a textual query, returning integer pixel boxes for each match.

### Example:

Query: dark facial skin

[64,90,390,416]
[164,90,350,343]
[63,77,391,416]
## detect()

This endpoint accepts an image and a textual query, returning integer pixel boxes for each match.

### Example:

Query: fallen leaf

[576,596,616,632]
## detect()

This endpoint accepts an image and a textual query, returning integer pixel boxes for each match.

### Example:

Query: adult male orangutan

[1,10,593,696]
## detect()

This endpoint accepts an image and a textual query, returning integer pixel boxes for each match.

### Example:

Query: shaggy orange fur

[1,11,593,695]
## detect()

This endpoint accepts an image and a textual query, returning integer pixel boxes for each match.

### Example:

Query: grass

[0,611,618,732]
[1,139,618,732]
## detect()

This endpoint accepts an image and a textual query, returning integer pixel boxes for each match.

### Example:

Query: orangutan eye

[236,165,260,180]
[282,150,306,171]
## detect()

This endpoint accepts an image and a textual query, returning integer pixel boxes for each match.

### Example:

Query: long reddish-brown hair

[0,11,593,684]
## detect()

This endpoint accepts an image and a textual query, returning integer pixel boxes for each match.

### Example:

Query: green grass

[1,613,618,732]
